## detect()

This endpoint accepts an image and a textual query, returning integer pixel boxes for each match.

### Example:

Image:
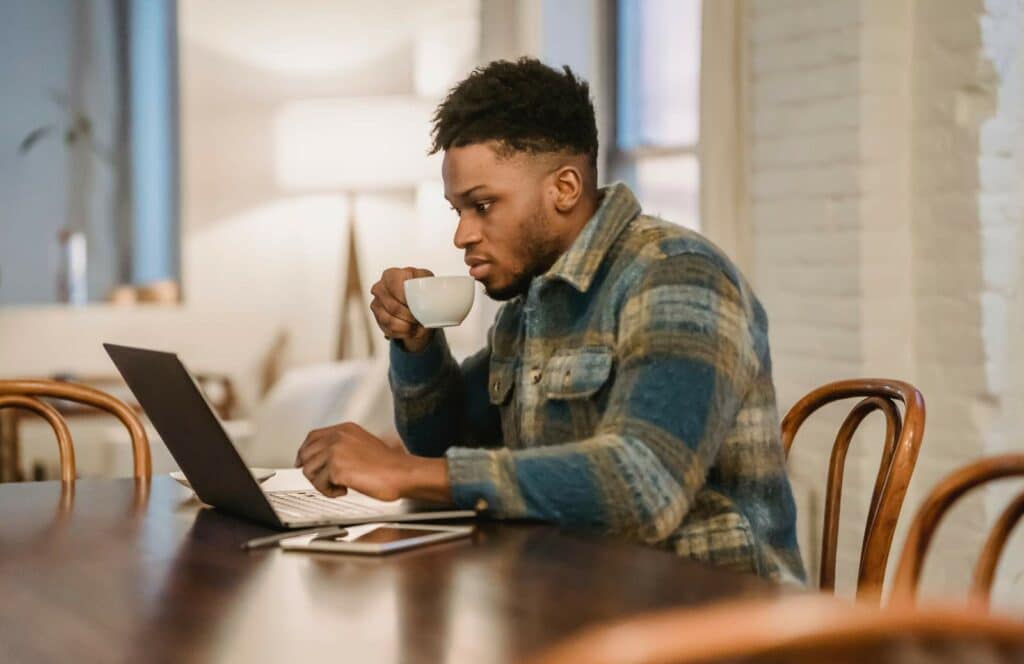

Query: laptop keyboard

[268,490,379,520]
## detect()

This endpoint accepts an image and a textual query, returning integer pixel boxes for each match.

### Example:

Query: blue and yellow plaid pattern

[390,183,805,583]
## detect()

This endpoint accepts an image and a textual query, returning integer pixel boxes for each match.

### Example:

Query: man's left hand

[294,422,451,503]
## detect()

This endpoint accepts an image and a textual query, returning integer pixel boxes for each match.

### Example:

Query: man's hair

[430,57,599,175]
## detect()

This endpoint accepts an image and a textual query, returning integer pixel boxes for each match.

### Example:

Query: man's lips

[465,257,490,279]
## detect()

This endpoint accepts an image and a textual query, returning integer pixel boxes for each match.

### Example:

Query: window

[612,0,702,231]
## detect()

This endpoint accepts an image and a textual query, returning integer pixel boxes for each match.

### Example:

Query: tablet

[279,522,474,555]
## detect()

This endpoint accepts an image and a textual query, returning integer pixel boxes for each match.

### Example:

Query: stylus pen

[242,525,347,551]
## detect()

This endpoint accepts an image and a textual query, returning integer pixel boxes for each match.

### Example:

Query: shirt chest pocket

[542,346,614,439]
[488,356,520,447]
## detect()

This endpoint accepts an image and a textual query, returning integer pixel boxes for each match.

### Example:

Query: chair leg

[0,410,22,482]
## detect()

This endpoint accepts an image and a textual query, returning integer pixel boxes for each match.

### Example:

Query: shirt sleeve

[389,330,501,457]
[444,254,761,543]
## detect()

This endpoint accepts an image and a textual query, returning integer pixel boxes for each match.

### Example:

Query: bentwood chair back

[891,453,1024,608]
[526,594,1024,664]
[0,379,151,482]
[781,379,926,600]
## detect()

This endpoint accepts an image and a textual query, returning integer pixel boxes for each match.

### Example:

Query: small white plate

[170,468,276,490]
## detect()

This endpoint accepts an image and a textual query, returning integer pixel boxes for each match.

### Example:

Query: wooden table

[0,473,783,663]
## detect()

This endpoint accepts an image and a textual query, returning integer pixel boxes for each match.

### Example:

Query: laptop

[104,343,475,529]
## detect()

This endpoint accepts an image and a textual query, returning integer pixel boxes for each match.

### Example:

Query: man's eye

[474,202,491,215]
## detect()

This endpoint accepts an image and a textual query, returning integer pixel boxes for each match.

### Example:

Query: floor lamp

[274,96,441,361]
[336,192,376,360]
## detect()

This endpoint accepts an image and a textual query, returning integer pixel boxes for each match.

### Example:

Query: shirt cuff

[445,446,511,516]
[388,332,449,388]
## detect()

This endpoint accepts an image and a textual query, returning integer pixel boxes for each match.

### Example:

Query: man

[296,58,804,583]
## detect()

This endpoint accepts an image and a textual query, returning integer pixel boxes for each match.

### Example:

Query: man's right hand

[369,267,435,353]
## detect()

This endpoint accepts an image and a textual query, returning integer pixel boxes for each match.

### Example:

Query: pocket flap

[544,347,614,399]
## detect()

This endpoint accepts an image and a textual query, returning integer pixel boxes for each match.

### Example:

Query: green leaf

[17,126,56,155]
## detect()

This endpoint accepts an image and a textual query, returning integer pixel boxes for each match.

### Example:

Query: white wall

[179,0,487,381]
[746,0,1024,607]
[0,2,72,305]
[976,0,1024,609]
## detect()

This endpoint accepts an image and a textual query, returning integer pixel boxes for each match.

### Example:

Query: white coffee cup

[404,276,475,328]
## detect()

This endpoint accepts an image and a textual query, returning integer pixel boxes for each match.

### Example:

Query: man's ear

[551,164,585,213]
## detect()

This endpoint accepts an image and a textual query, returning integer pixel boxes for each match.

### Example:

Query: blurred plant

[17,90,114,165]
[16,89,122,305]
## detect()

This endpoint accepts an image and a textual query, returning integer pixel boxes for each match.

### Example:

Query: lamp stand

[336,192,376,360]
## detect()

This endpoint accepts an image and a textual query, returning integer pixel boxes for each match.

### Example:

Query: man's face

[442,143,563,301]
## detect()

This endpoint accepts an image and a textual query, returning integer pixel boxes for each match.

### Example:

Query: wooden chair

[0,379,151,482]
[781,379,926,600]
[45,372,237,420]
[526,594,1024,664]
[891,453,1024,607]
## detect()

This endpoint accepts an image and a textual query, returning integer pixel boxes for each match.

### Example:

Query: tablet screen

[351,527,433,544]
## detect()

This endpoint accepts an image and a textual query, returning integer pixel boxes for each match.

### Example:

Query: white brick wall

[978,0,1024,610]
[747,0,867,591]
[746,0,1024,606]
[907,0,992,602]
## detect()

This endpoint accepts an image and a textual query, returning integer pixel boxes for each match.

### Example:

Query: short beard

[484,269,532,301]
[484,211,563,301]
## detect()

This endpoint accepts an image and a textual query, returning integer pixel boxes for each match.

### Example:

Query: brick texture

[746,0,1024,606]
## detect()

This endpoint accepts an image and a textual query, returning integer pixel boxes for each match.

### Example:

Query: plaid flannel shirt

[389,183,805,583]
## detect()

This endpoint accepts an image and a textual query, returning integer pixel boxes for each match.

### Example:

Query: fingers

[371,269,428,340]
[295,430,331,467]
[310,460,348,498]
[407,267,434,280]
[381,266,434,303]
[299,447,331,483]
[310,463,329,493]
[370,299,421,339]
[296,423,359,465]
[310,464,345,497]
[391,268,434,314]
[370,280,417,324]
[295,423,352,466]
[299,425,358,498]
[380,267,434,307]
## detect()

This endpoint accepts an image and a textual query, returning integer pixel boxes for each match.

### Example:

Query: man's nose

[453,215,481,249]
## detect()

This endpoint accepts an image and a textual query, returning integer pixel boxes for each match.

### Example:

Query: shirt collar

[542,182,642,293]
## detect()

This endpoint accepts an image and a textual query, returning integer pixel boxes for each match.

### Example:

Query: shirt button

[529,368,542,384]
[474,498,489,512]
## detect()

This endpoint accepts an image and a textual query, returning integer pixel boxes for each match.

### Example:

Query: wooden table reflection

[0,474,783,663]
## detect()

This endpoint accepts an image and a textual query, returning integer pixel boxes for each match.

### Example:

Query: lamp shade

[274,96,441,191]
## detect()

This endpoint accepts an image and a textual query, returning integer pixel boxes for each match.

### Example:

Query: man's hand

[370,267,435,353]
[294,422,452,503]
